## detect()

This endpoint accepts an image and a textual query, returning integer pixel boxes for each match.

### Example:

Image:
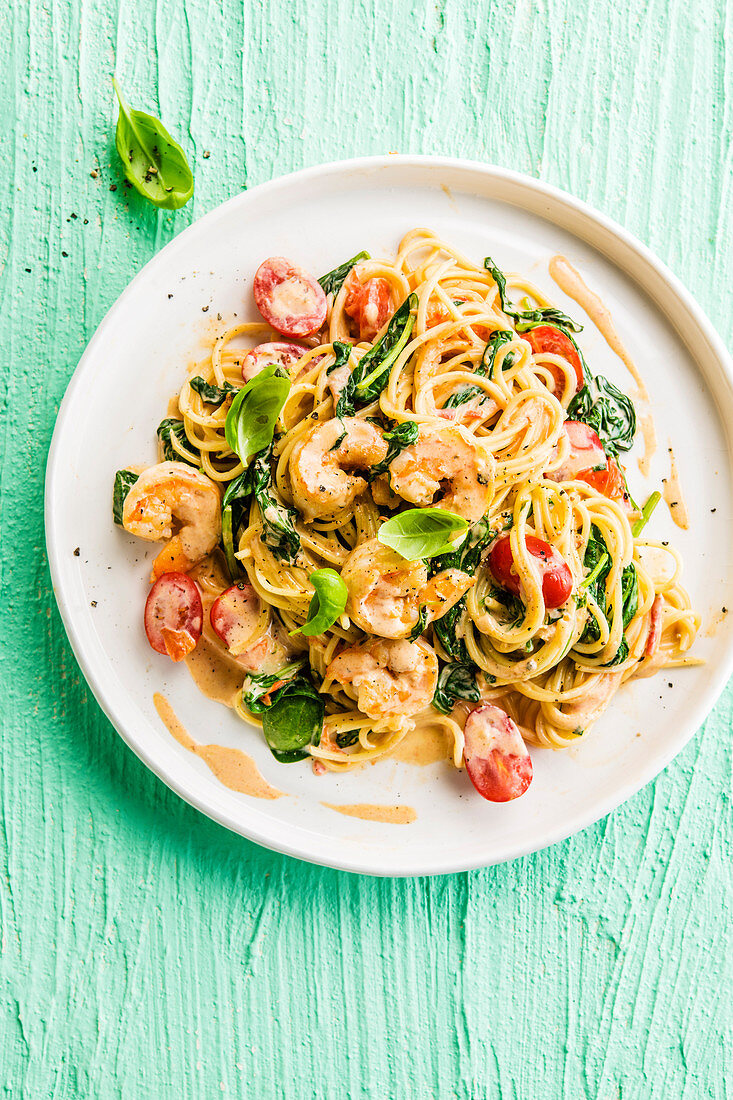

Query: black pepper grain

[73,547,80,556]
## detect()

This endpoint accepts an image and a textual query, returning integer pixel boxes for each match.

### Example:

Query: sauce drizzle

[323,802,417,825]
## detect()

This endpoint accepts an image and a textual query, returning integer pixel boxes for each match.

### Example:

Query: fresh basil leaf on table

[378,508,468,561]
[224,365,291,465]
[291,569,348,637]
[112,469,139,525]
[112,77,194,210]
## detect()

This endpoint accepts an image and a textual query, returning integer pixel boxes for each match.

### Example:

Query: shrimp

[289,417,388,520]
[326,637,439,720]
[122,461,221,581]
[341,538,474,639]
[387,424,493,523]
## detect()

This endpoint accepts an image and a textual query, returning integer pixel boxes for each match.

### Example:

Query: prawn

[289,417,387,520]
[341,538,474,639]
[326,637,439,720]
[122,461,221,581]
[387,424,493,524]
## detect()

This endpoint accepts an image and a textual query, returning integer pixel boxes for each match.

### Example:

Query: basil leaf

[319,251,370,297]
[479,330,516,375]
[484,258,582,333]
[224,365,291,465]
[157,418,200,465]
[351,294,417,405]
[432,662,481,714]
[112,469,138,525]
[112,77,193,211]
[567,375,637,454]
[367,420,419,482]
[260,678,324,763]
[189,375,237,407]
[292,569,348,637]
[378,508,468,561]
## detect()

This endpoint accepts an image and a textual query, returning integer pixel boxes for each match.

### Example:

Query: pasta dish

[113,230,698,802]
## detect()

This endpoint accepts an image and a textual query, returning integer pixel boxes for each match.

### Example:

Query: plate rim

[45,154,733,876]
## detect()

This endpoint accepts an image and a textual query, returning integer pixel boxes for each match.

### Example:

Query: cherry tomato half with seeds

[144,572,203,662]
[253,257,327,338]
[577,457,631,509]
[525,325,584,398]
[463,704,533,802]
[489,534,573,609]
[241,341,307,382]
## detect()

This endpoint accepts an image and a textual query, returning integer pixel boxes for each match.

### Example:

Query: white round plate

[46,156,733,876]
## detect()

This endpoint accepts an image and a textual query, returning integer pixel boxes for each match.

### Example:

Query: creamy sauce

[185,635,244,707]
[153,693,284,800]
[549,255,649,400]
[389,723,453,765]
[638,413,658,477]
[323,802,417,825]
[662,446,690,530]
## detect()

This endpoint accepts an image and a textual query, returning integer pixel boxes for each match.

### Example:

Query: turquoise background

[2,0,731,1095]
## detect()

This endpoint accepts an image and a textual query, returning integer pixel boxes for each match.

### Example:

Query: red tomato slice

[144,573,203,662]
[577,457,631,509]
[253,257,327,338]
[210,582,261,657]
[489,534,573,609]
[546,420,606,482]
[525,325,584,398]
[343,274,393,341]
[241,341,306,382]
[463,704,533,802]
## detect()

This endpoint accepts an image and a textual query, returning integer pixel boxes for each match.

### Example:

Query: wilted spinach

[350,294,418,405]
[319,251,370,297]
[367,420,419,481]
[580,525,638,664]
[220,447,300,573]
[408,606,429,642]
[567,375,637,454]
[157,418,200,465]
[480,329,516,374]
[432,662,481,714]
[189,375,237,407]
[484,258,583,333]
[241,661,307,712]
[112,469,139,525]
[329,341,356,418]
[260,677,325,762]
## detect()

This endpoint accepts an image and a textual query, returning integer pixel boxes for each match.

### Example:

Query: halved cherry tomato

[489,534,573,609]
[210,582,261,657]
[253,257,327,338]
[463,704,533,802]
[525,325,583,398]
[241,341,306,382]
[343,273,393,341]
[577,456,630,509]
[545,420,606,482]
[144,573,203,661]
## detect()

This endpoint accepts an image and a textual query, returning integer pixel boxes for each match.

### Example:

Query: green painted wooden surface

[1,0,731,1095]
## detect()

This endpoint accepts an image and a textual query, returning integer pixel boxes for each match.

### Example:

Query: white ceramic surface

[45,156,733,876]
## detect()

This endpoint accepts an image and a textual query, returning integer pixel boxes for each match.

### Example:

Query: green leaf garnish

[632,491,662,537]
[291,569,348,637]
[112,77,193,210]
[378,508,468,561]
[319,251,370,297]
[224,365,290,466]
[112,469,138,525]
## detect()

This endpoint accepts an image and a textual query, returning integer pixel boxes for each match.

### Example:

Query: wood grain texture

[1,0,732,1095]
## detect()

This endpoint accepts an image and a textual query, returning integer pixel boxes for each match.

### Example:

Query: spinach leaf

[479,329,516,375]
[112,77,193,210]
[443,385,485,409]
[157,418,200,465]
[367,420,419,481]
[432,662,481,714]
[632,491,662,537]
[189,375,237,407]
[408,606,429,642]
[225,364,291,465]
[484,258,582,333]
[112,469,139,525]
[431,515,495,576]
[433,600,469,662]
[567,375,637,454]
[351,294,418,405]
[292,569,348,637]
[579,526,613,644]
[319,251,370,297]
[328,341,356,418]
[241,661,307,712]
[335,729,361,748]
[487,585,526,628]
[260,677,324,763]
[378,508,468,562]
[248,449,300,562]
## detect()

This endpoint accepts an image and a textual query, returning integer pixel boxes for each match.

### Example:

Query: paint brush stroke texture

[1,0,731,1095]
